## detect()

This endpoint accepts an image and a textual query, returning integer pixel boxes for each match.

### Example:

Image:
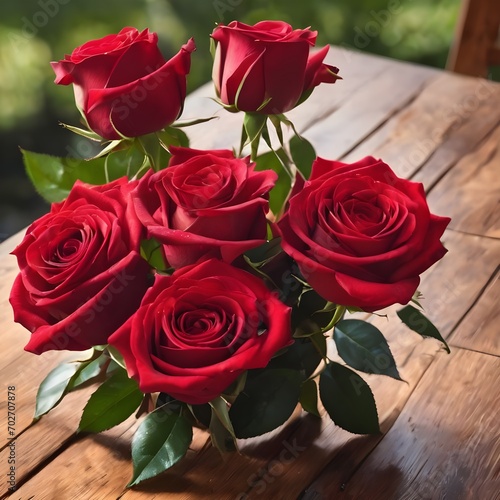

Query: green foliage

[129,409,193,486]
[209,397,238,453]
[319,362,380,434]
[397,305,450,353]
[22,149,107,203]
[229,369,303,438]
[78,368,143,433]
[299,379,320,417]
[34,361,82,418]
[334,319,402,380]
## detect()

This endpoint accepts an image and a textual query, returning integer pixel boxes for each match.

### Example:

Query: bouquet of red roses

[10,22,450,487]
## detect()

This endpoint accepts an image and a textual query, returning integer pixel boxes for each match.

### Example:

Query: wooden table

[1,47,499,500]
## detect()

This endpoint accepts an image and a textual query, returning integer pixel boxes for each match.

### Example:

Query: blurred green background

[0,0,463,239]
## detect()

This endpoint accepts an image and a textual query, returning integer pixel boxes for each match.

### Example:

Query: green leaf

[157,127,190,149]
[397,305,450,353]
[209,398,237,453]
[69,355,109,390]
[299,379,320,417]
[320,362,380,434]
[229,369,302,438]
[244,238,283,267]
[289,134,316,180]
[34,361,82,418]
[210,396,236,437]
[156,392,183,415]
[129,411,192,486]
[292,290,333,338]
[268,336,323,378]
[78,369,143,433]
[103,146,148,181]
[137,133,171,171]
[106,345,126,370]
[333,320,402,380]
[22,149,108,203]
[254,150,291,216]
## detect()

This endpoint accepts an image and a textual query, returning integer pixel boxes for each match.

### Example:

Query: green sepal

[188,403,211,428]
[77,368,143,433]
[243,113,267,159]
[209,36,217,60]
[268,114,285,147]
[140,237,166,271]
[244,238,283,267]
[320,362,380,434]
[60,123,102,141]
[128,410,193,487]
[333,319,402,380]
[397,305,450,353]
[89,139,124,160]
[209,396,237,453]
[173,116,218,128]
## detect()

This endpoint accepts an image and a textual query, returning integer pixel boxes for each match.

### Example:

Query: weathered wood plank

[7,419,137,500]
[0,387,96,498]
[1,55,498,500]
[0,255,81,436]
[341,73,500,184]
[8,421,211,500]
[303,347,500,499]
[22,229,492,500]
[183,48,437,156]
[207,230,500,500]
[450,269,500,356]
[301,59,437,160]
[426,123,500,239]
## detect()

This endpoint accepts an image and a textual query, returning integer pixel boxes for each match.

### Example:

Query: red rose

[10,179,151,354]
[132,147,277,269]
[51,28,195,140]
[108,259,292,405]
[211,20,340,114]
[277,157,450,311]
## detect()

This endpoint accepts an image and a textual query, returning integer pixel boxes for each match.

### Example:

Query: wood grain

[303,347,500,500]
[0,52,499,500]
[426,123,500,238]
[449,269,500,356]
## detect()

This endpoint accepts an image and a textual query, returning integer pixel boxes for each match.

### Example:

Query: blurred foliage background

[0,0,464,239]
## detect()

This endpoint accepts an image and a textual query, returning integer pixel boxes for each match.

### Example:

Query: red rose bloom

[10,179,150,354]
[211,20,340,114]
[277,157,451,311]
[108,259,292,405]
[51,27,195,140]
[132,147,277,269]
